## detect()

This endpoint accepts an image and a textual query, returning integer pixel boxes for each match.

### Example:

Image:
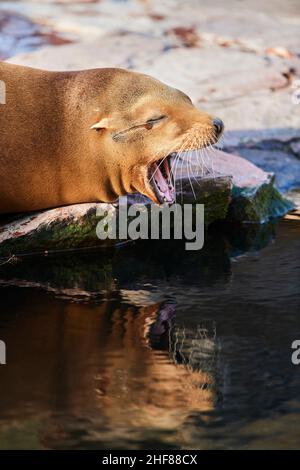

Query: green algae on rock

[0,175,232,258]
[0,150,293,258]
[229,174,294,223]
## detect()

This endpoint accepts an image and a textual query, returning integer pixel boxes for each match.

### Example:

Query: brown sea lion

[0,62,223,213]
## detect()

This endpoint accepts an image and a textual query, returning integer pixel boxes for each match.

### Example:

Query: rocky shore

[0,0,299,256]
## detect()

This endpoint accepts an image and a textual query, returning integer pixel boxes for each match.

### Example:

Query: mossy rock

[228,174,294,223]
[0,149,294,258]
[0,176,232,257]
[180,176,232,226]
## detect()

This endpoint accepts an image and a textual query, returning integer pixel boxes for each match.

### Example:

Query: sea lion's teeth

[150,158,176,205]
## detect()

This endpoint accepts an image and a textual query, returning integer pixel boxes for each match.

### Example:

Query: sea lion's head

[89,69,224,204]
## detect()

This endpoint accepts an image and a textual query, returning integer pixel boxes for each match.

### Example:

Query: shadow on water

[0,218,300,449]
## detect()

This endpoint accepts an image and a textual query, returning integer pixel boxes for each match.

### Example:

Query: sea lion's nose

[213,117,224,136]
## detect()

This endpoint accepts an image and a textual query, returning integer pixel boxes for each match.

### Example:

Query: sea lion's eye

[145,115,166,129]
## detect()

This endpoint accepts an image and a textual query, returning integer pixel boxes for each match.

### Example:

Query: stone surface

[0,173,232,257]
[0,150,293,257]
[187,149,294,222]
[290,141,300,157]
[225,148,300,192]
[0,9,73,59]
[2,0,300,145]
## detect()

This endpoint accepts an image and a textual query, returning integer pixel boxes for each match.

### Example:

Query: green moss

[228,177,294,223]
[198,187,231,226]
[181,176,232,226]
[0,212,114,257]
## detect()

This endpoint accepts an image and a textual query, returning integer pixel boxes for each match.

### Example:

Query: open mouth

[148,155,175,204]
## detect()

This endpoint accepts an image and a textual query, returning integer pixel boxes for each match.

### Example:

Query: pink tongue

[154,164,174,202]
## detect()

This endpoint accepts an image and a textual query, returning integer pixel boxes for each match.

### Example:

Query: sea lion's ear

[90,117,114,130]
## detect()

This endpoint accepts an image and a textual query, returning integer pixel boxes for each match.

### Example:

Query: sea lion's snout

[143,110,224,205]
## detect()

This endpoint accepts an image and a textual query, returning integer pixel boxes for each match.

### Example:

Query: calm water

[0,217,299,449]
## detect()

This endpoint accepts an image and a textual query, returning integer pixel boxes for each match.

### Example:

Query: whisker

[171,134,191,204]
[183,136,197,200]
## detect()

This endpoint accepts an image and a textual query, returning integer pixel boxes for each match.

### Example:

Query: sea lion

[0,62,223,213]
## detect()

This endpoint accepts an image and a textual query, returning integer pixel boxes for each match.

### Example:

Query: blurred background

[1,0,300,145]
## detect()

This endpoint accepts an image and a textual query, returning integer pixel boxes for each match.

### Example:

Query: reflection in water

[0,218,299,449]
[0,295,216,449]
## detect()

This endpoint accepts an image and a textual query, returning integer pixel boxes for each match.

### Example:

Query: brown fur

[0,62,216,213]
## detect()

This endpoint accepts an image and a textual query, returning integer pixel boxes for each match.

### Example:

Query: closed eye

[146,115,167,125]
[113,115,167,141]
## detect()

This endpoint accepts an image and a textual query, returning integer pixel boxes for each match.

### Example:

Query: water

[0,217,299,449]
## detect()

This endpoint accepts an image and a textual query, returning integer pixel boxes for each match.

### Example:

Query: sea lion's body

[0,63,121,212]
[0,61,222,214]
